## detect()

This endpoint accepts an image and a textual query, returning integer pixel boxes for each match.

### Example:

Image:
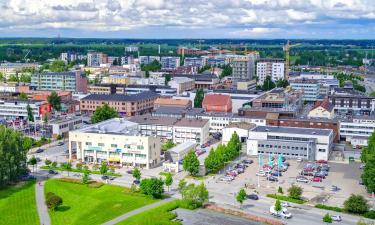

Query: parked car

[101,175,109,180]
[35,148,44,153]
[296,176,309,183]
[236,168,245,174]
[220,176,234,182]
[226,171,238,177]
[331,215,342,221]
[296,158,303,162]
[281,201,291,207]
[126,170,133,174]
[133,180,140,185]
[242,159,253,164]
[316,159,328,164]
[301,171,314,176]
[270,206,292,219]
[314,172,326,179]
[48,170,58,175]
[312,177,323,182]
[271,171,282,177]
[57,142,64,146]
[247,194,259,200]
[267,176,278,182]
[256,172,267,177]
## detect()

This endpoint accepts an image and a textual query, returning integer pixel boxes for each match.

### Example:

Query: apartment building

[247,126,334,161]
[184,57,203,68]
[290,79,320,102]
[87,52,108,67]
[161,57,180,70]
[69,118,160,169]
[340,115,375,147]
[0,63,39,79]
[0,100,42,120]
[139,56,160,65]
[30,71,88,93]
[232,52,259,81]
[168,77,195,94]
[80,91,159,116]
[60,52,78,63]
[256,58,285,85]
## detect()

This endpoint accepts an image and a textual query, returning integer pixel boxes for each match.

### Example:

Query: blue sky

[1,0,375,39]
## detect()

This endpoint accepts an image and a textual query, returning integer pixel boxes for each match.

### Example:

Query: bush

[364,210,375,219]
[315,204,343,212]
[344,194,369,214]
[323,213,333,223]
[87,181,104,188]
[277,186,283,194]
[266,194,305,204]
[45,192,63,211]
[76,163,83,171]
[288,185,303,200]
[140,178,164,199]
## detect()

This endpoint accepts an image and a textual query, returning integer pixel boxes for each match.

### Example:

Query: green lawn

[45,179,159,225]
[116,200,181,225]
[0,180,39,225]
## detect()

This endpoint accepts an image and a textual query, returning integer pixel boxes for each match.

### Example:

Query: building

[0,100,42,120]
[202,94,232,113]
[184,57,203,68]
[0,83,19,93]
[88,84,123,95]
[173,118,210,145]
[129,115,177,141]
[87,52,108,67]
[308,99,334,119]
[172,74,219,89]
[60,52,77,63]
[328,88,375,115]
[340,115,375,147]
[222,122,256,143]
[236,80,257,91]
[290,79,320,102]
[30,71,88,93]
[49,116,83,138]
[232,52,259,81]
[0,63,39,79]
[139,56,160,65]
[168,77,195,94]
[102,75,130,85]
[161,57,180,70]
[256,58,285,85]
[165,142,196,162]
[154,98,191,108]
[69,118,160,169]
[125,46,139,53]
[247,126,334,161]
[125,85,176,97]
[80,91,159,116]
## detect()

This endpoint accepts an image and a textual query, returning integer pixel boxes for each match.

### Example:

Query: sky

[0,0,375,39]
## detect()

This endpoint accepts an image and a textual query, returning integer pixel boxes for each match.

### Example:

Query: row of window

[258,144,308,151]
[85,142,145,150]
[258,151,307,157]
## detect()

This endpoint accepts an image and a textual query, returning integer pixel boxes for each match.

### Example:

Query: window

[98,143,104,147]
[318,149,326,152]
[85,142,92,146]
[111,144,117,148]
[137,145,144,150]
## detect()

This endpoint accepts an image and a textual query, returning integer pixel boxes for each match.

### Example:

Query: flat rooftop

[73,118,139,135]
[82,91,159,102]
[174,118,209,127]
[169,142,196,154]
[129,114,178,126]
[251,126,332,136]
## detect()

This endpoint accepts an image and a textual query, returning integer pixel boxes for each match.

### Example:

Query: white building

[0,83,19,93]
[49,116,83,138]
[222,122,256,143]
[256,58,285,85]
[168,77,195,94]
[173,118,210,145]
[69,118,161,169]
[161,57,180,70]
[139,56,160,65]
[166,142,196,163]
[232,52,259,81]
[247,126,333,161]
[0,100,42,120]
[290,79,321,102]
[340,115,375,147]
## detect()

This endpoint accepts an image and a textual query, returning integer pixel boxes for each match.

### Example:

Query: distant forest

[0,38,374,67]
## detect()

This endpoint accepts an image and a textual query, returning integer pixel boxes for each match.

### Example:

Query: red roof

[312,98,333,111]
[202,94,231,106]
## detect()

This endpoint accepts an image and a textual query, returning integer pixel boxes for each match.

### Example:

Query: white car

[281,201,291,207]
[269,206,292,219]
[256,172,267,177]
[331,215,342,221]
[220,176,234,182]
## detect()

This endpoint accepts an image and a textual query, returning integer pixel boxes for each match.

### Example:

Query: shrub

[315,204,343,212]
[140,178,164,199]
[45,159,52,167]
[87,181,104,188]
[51,161,57,168]
[76,163,83,171]
[266,194,305,204]
[344,194,369,214]
[323,213,333,223]
[45,192,63,211]
[364,210,375,219]
[277,186,283,194]
[288,185,303,200]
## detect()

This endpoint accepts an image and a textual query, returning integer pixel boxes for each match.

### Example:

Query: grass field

[45,179,159,225]
[0,180,39,225]
[116,200,181,225]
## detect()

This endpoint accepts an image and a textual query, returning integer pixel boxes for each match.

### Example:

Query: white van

[269,205,292,219]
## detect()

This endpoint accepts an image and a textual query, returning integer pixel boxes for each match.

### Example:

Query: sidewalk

[35,178,51,225]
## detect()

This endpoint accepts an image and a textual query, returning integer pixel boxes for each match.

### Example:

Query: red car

[312,177,322,182]
[303,168,314,172]
[316,160,328,164]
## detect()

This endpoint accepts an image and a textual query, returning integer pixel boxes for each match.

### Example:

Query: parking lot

[210,156,368,207]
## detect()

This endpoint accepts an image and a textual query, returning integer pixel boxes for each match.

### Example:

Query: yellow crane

[283,40,301,80]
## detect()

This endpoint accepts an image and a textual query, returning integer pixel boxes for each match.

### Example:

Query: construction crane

[23,49,31,62]
[197,39,205,50]
[283,40,300,80]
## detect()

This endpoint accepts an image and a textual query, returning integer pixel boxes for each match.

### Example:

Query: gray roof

[74,118,139,135]
[82,91,159,102]
[169,142,196,154]
[251,126,332,136]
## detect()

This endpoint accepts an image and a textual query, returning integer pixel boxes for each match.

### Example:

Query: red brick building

[202,94,232,113]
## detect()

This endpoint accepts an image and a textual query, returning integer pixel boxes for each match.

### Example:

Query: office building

[49,116,83,138]
[161,57,180,70]
[69,118,160,169]
[247,126,334,161]
[30,71,88,93]
[340,115,375,147]
[256,59,285,84]
[232,52,259,81]
[0,100,42,120]
[290,79,320,102]
[102,75,130,85]
[173,118,210,145]
[329,87,375,115]
[168,77,195,94]
[222,122,256,143]
[0,63,39,79]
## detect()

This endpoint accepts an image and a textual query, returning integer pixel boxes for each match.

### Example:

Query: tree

[278,186,283,194]
[45,159,52,167]
[132,167,141,181]
[47,91,61,112]
[178,179,187,198]
[165,172,173,192]
[140,178,164,198]
[161,140,175,151]
[65,162,72,177]
[275,199,282,212]
[194,88,204,108]
[51,161,57,168]
[82,169,90,184]
[46,192,63,211]
[183,150,200,176]
[28,156,37,173]
[220,65,232,78]
[19,92,28,100]
[49,60,69,72]
[236,188,247,208]
[140,60,161,72]
[344,194,369,214]
[8,75,19,82]
[91,104,118,124]
[180,182,209,209]
[164,74,171,85]
[288,185,303,199]
[276,79,289,88]
[19,74,31,83]
[99,161,108,175]
[361,132,375,192]
[262,76,276,91]
[323,213,333,223]
[76,162,83,171]
[26,104,34,122]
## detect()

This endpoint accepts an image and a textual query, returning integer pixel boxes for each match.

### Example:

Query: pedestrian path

[102,197,175,225]
[35,179,51,225]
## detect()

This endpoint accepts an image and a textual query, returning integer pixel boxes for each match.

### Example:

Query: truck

[269,205,292,219]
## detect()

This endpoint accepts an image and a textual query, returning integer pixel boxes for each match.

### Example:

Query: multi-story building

[60,52,77,63]
[139,56,160,65]
[87,52,108,67]
[0,63,39,79]
[340,115,375,147]
[205,56,226,67]
[168,77,195,94]
[102,75,130,85]
[161,57,180,70]
[184,57,203,68]
[30,71,88,93]
[173,118,210,145]
[154,98,191,109]
[290,79,320,102]
[172,74,219,89]
[49,116,83,138]
[125,46,139,53]
[69,118,160,169]
[0,100,42,120]
[125,85,176,97]
[202,94,232,113]
[247,126,334,161]
[80,91,159,116]
[232,52,259,82]
[0,83,19,93]
[328,88,375,115]
[256,58,285,84]
[308,99,334,119]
